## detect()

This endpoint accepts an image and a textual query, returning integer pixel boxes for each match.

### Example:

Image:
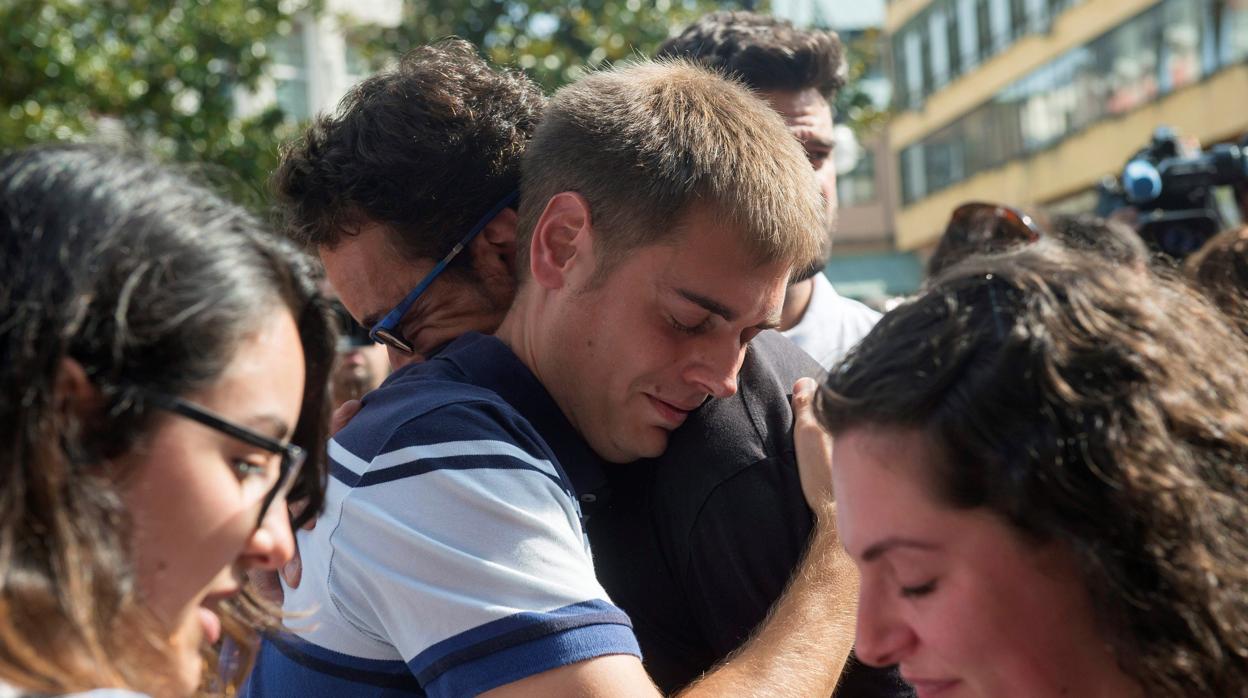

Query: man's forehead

[760,88,834,139]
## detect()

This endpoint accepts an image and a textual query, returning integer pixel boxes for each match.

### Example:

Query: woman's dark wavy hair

[0,144,335,694]
[819,241,1248,696]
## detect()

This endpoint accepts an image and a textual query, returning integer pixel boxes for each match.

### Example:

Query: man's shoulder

[335,363,541,464]
[658,330,817,477]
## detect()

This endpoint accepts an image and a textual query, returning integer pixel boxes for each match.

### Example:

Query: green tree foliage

[1,0,884,205]
[344,0,724,92]
[0,0,310,203]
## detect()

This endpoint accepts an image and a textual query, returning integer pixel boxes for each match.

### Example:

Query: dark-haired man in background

[658,12,880,372]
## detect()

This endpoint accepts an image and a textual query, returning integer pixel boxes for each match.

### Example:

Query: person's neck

[493,287,543,380]
[780,276,815,332]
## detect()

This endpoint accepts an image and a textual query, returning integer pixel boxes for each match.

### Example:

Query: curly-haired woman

[817,238,1248,697]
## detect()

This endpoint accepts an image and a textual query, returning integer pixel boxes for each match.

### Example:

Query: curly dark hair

[272,38,545,261]
[656,11,845,98]
[1185,224,1248,338]
[927,208,1150,278]
[819,241,1248,696]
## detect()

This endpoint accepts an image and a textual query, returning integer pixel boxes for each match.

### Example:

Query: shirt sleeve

[326,400,640,697]
[679,452,814,656]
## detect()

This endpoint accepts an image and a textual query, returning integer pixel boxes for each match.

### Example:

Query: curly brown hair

[272,38,544,262]
[1185,224,1248,338]
[926,208,1150,278]
[819,241,1248,696]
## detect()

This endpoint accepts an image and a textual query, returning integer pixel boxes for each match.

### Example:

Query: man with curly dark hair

[270,38,543,367]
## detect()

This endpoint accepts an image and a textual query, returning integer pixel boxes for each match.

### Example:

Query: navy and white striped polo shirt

[243,333,638,697]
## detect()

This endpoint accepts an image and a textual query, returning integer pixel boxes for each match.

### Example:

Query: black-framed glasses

[139,391,306,526]
[947,201,1043,245]
[370,190,520,354]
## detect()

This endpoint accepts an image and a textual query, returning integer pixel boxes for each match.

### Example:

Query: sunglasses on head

[946,201,1043,246]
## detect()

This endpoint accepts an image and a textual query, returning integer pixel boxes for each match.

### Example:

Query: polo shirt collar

[439,332,608,498]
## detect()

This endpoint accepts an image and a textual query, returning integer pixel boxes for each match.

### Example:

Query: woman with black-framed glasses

[0,145,336,697]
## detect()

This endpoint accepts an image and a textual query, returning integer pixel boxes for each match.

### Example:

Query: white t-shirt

[781,273,881,371]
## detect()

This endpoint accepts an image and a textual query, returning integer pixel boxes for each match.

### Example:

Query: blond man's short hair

[515,59,825,282]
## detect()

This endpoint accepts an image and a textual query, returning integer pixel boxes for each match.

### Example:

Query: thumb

[792,377,835,512]
[331,399,363,434]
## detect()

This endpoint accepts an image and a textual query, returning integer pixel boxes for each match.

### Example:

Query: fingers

[331,398,363,434]
[280,398,357,593]
[792,377,835,513]
[281,546,303,589]
[289,497,316,531]
[281,498,310,589]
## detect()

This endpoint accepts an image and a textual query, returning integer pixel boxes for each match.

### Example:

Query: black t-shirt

[586,330,912,697]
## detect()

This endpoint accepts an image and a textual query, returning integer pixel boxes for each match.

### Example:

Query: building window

[900,146,926,205]
[1160,0,1202,93]
[892,40,910,110]
[988,0,1012,53]
[1217,0,1248,66]
[958,0,980,69]
[929,8,951,87]
[269,22,310,122]
[899,0,1229,206]
[945,5,963,79]
[904,30,924,106]
[976,0,993,59]
[1102,9,1158,115]
[838,150,877,206]
[1009,0,1029,38]
[1024,0,1048,32]
[920,27,935,96]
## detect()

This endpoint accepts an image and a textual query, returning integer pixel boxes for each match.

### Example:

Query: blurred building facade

[885,0,1248,252]
[236,0,402,122]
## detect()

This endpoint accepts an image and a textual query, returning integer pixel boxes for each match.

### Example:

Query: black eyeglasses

[139,391,305,525]
[370,190,519,354]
